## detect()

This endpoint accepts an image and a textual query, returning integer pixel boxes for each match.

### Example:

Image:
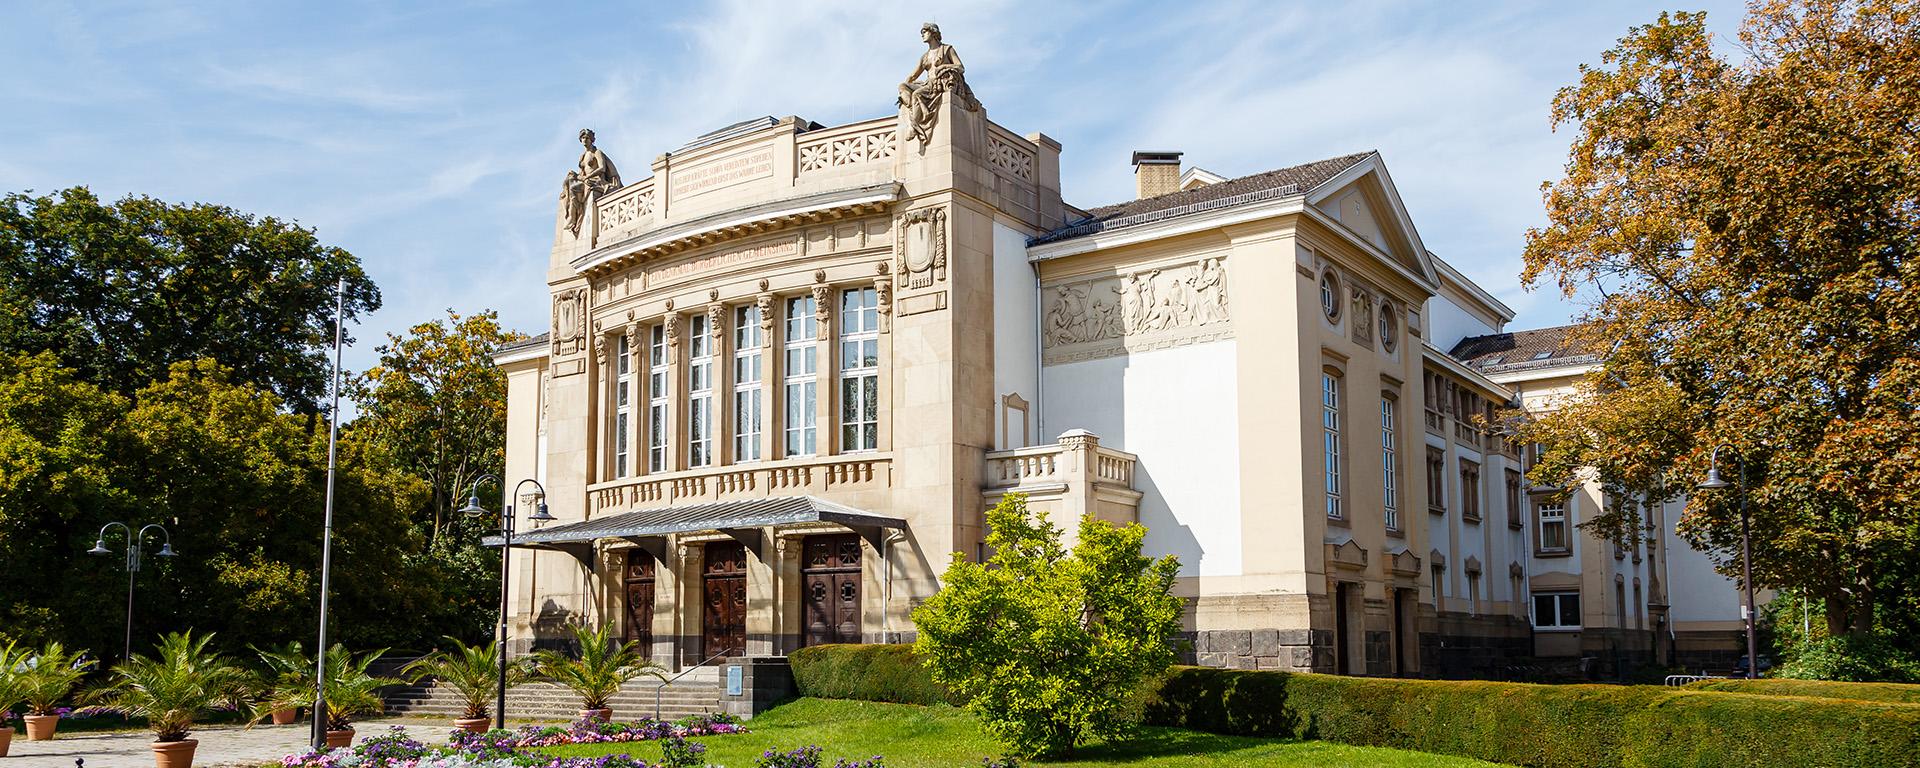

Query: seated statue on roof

[898,23,980,146]
[562,128,623,235]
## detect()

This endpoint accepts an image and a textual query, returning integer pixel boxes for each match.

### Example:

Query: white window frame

[647,324,668,473]
[1322,371,1343,519]
[1537,499,1569,553]
[613,333,632,478]
[784,295,818,457]
[1380,395,1398,531]
[839,288,879,453]
[733,305,763,463]
[687,313,713,467]
[1533,591,1581,630]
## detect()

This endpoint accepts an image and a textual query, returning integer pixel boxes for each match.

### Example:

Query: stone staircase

[383,668,723,723]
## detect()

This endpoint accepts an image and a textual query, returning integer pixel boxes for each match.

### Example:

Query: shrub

[789,644,952,706]
[1683,677,1920,704]
[87,631,249,742]
[534,621,667,710]
[18,642,94,715]
[1773,632,1920,683]
[402,636,532,720]
[912,493,1183,758]
[1142,666,1920,768]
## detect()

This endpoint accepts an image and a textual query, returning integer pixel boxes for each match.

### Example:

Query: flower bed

[281,715,748,768]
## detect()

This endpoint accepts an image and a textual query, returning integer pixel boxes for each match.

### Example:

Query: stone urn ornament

[152,737,198,768]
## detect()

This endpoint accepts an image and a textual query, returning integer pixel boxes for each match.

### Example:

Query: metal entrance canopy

[481,495,904,569]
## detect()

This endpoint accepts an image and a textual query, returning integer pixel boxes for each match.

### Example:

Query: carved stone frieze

[1042,257,1232,364]
[552,287,588,357]
[894,206,948,290]
[798,128,898,173]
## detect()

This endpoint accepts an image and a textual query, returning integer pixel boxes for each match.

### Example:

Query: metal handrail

[654,651,731,720]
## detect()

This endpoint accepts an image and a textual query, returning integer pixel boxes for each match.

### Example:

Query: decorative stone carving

[665,312,682,362]
[1351,286,1375,344]
[875,271,893,333]
[987,133,1036,181]
[563,129,623,236]
[552,287,587,356]
[811,284,831,337]
[591,332,607,368]
[898,23,980,147]
[756,293,775,346]
[707,303,725,340]
[1042,257,1233,364]
[798,128,898,173]
[894,206,948,289]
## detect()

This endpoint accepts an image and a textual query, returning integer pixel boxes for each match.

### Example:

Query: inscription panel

[670,146,776,198]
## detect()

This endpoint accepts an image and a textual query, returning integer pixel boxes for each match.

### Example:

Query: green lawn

[540,698,1508,767]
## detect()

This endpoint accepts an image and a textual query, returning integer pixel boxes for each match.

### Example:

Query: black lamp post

[87,522,176,662]
[1696,444,1759,679]
[458,475,553,730]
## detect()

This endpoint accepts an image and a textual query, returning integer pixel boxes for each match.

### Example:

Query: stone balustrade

[588,454,892,514]
[983,429,1143,538]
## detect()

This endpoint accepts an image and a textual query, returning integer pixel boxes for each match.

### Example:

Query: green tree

[0,187,379,413]
[912,493,1183,758]
[1520,0,1920,644]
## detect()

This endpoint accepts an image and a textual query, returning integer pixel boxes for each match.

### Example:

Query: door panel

[702,543,747,658]
[623,553,656,655]
[801,534,861,647]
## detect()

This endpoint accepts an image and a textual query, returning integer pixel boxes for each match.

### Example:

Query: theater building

[489,27,1748,675]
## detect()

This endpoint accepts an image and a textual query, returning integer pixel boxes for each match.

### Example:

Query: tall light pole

[458,475,553,729]
[1696,444,1759,679]
[87,522,176,661]
[310,279,347,750]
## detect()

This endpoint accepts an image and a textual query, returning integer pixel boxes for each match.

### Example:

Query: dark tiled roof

[495,333,549,356]
[1450,325,1600,374]
[1032,151,1375,245]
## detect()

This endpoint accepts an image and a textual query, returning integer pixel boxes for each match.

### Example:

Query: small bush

[1142,666,1920,768]
[1684,677,1920,704]
[1773,632,1920,683]
[788,644,953,706]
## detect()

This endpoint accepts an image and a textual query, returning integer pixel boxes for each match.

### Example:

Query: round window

[1380,303,1399,352]
[1319,270,1343,322]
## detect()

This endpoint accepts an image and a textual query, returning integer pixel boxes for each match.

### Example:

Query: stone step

[383,678,721,722]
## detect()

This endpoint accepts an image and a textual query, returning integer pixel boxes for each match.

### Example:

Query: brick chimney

[1132,150,1182,199]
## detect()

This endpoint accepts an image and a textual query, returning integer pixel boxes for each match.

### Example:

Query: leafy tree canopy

[0,187,379,413]
[1519,0,1920,638]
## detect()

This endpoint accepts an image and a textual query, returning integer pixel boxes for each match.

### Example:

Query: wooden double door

[802,534,862,647]
[703,542,748,659]
[621,552,655,656]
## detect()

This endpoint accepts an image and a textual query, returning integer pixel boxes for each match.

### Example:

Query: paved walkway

[4,719,444,768]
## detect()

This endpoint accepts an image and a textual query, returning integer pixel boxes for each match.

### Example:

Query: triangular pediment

[1306,156,1438,289]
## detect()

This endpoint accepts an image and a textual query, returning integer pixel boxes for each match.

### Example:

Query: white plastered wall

[991,221,1038,450]
[1041,340,1243,578]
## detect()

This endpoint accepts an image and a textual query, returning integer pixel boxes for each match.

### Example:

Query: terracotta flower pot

[23,713,58,740]
[152,738,198,768]
[324,728,355,749]
[454,717,491,733]
[0,725,14,757]
[579,707,612,721]
[270,707,297,725]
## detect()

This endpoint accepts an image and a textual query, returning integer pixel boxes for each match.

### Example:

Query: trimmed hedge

[788,643,956,706]
[1684,677,1920,705]
[1142,666,1920,768]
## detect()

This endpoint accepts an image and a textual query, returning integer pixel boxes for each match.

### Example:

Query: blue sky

[1,0,1748,379]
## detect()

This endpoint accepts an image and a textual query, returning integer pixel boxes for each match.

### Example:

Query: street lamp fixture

[460,474,552,729]
[87,522,177,662]
[1696,444,1759,679]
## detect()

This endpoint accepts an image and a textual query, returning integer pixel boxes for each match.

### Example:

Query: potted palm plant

[402,637,529,733]
[249,642,313,725]
[317,645,403,748]
[533,621,665,721]
[88,631,248,768]
[18,642,94,740]
[0,641,30,757]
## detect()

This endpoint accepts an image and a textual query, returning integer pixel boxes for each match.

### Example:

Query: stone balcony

[983,429,1143,540]
[587,454,891,515]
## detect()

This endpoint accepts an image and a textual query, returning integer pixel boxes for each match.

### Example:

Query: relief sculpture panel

[1043,257,1231,364]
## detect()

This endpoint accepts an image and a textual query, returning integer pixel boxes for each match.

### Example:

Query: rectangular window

[1322,372,1343,519]
[784,296,818,457]
[648,325,667,472]
[1460,459,1481,522]
[1468,573,1481,616]
[839,288,879,452]
[1537,499,1569,553]
[1426,447,1447,514]
[1505,469,1524,530]
[1381,395,1399,531]
[614,334,632,478]
[688,313,713,467]
[733,306,763,462]
[1533,592,1581,629]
